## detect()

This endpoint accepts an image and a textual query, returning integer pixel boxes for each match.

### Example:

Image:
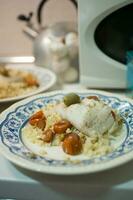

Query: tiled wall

[0,0,77,56]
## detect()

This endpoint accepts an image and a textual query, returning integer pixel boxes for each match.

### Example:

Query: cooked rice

[22,102,121,157]
[0,67,39,99]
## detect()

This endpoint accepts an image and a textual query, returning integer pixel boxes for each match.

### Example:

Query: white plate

[0,90,133,175]
[0,64,56,103]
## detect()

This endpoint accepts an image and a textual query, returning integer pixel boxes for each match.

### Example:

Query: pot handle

[37,0,78,26]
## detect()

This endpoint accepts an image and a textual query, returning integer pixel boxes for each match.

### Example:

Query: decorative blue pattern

[0,93,133,167]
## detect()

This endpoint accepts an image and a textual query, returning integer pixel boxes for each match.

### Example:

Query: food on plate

[0,65,39,99]
[53,119,72,134]
[42,129,54,143]
[22,93,123,157]
[63,93,81,106]
[62,133,82,155]
[29,110,46,130]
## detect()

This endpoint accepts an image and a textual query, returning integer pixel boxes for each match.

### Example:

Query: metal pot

[18,0,79,83]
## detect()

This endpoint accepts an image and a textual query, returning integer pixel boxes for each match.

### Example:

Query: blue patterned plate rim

[0,90,133,175]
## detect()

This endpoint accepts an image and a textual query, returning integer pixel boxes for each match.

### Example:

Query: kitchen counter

[0,72,133,200]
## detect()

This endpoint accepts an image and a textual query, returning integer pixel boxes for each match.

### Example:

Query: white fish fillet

[54,98,119,137]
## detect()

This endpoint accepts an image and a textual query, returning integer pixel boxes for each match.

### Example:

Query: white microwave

[78,0,133,89]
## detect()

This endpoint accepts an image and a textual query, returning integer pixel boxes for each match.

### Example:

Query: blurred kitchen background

[0,0,77,57]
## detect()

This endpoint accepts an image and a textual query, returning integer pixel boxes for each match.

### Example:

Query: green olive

[63,93,80,106]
